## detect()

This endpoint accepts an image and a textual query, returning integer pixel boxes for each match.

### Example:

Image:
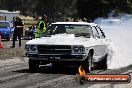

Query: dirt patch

[0,48,25,57]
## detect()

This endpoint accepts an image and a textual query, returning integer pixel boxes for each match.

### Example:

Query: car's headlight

[72,46,85,53]
[30,45,37,51]
[25,45,37,51]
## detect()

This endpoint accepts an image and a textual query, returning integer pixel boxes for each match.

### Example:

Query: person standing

[35,16,46,38]
[43,15,48,27]
[11,17,23,48]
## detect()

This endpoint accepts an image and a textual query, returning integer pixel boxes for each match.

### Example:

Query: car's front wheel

[29,59,39,73]
[82,53,93,73]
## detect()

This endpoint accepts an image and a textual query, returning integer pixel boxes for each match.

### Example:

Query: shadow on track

[13,64,79,75]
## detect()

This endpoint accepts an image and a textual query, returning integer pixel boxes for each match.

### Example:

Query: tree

[0,0,131,21]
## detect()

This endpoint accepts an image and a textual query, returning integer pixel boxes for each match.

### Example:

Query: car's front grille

[37,45,71,54]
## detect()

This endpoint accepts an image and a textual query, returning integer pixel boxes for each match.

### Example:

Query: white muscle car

[25,22,109,72]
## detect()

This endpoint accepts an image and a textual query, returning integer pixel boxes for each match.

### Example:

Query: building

[0,10,20,23]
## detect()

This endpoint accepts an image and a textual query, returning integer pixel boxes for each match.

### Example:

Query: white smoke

[94,14,132,69]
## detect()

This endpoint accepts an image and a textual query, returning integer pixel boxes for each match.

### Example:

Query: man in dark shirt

[11,17,23,48]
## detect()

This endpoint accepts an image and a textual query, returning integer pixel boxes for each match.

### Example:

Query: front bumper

[26,53,87,62]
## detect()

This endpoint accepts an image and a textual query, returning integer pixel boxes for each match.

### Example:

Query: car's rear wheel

[52,63,66,70]
[96,54,108,70]
[82,53,93,73]
[100,54,108,69]
[29,59,39,73]
[52,63,60,67]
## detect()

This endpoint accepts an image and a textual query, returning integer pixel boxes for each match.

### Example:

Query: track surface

[0,40,132,88]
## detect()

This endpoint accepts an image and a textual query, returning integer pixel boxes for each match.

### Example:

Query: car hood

[0,27,10,33]
[26,34,91,45]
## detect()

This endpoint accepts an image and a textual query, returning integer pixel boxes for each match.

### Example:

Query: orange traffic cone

[0,34,3,48]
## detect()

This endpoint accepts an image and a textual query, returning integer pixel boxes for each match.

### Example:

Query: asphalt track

[0,40,132,88]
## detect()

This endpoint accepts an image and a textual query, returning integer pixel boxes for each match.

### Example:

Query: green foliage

[0,0,131,21]
[77,0,132,21]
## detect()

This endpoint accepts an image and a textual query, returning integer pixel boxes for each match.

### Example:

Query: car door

[96,26,108,56]
[91,26,102,58]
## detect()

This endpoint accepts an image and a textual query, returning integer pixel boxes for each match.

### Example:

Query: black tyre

[82,53,93,73]
[29,59,39,73]
[101,54,108,69]
[96,54,108,70]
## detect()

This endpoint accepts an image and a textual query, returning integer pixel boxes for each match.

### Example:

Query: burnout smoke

[94,15,132,69]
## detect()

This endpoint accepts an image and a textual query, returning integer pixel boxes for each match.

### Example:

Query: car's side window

[96,26,106,38]
[92,26,100,38]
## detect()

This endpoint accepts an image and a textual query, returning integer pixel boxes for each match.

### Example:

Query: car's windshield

[0,22,10,28]
[43,24,92,38]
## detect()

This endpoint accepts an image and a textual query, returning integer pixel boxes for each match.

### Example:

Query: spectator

[10,17,23,48]
[35,16,46,38]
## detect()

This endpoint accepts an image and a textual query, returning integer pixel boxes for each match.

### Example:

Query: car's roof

[52,22,98,27]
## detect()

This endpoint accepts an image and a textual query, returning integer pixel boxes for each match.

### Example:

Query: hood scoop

[48,34,75,42]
